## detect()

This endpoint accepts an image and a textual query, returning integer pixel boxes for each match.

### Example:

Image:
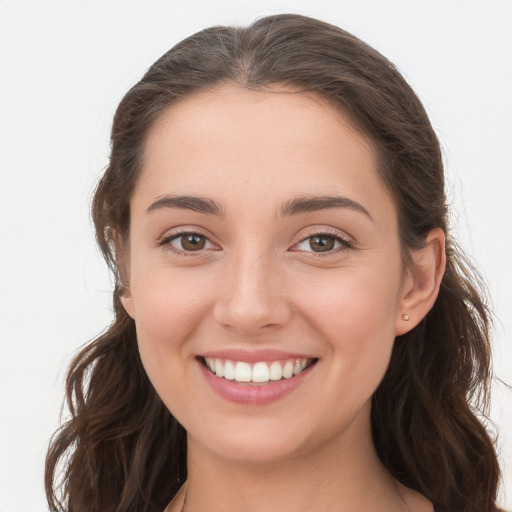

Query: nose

[212,248,292,335]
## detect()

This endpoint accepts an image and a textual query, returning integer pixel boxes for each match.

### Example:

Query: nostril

[213,301,292,335]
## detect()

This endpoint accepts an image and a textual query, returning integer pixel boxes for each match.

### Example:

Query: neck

[182,404,422,512]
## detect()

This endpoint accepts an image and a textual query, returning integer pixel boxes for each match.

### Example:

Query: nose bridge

[213,240,290,333]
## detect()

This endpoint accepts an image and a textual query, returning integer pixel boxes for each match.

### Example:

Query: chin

[187,415,317,464]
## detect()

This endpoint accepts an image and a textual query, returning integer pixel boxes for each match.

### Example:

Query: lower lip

[198,360,315,405]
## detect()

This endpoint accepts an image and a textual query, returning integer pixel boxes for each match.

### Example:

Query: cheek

[131,262,210,330]
[296,265,401,391]
[299,264,401,341]
[129,267,212,386]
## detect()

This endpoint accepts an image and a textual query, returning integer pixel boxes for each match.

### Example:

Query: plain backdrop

[0,1,511,510]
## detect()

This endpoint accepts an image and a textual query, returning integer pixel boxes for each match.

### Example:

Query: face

[121,85,414,464]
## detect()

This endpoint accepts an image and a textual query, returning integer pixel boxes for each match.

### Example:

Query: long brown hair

[45,14,501,512]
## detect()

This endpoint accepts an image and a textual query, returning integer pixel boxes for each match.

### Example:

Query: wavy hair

[45,14,501,512]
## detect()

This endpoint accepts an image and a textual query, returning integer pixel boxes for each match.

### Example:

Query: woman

[45,14,502,512]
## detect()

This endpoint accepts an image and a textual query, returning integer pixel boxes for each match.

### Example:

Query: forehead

[145,85,373,171]
[133,84,396,225]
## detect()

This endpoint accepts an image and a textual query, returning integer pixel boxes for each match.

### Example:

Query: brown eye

[309,235,336,252]
[164,232,214,252]
[292,232,353,255]
[180,234,206,251]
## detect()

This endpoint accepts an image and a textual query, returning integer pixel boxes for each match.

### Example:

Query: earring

[402,314,410,321]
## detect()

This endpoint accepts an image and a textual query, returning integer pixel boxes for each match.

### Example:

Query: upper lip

[200,349,316,363]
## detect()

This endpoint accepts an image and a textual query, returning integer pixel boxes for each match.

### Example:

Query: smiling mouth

[200,357,318,384]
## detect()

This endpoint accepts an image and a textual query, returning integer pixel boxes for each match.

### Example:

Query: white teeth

[269,361,283,381]
[224,360,235,380]
[235,362,252,382]
[204,357,313,383]
[282,361,294,379]
[252,362,270,383]
[214,359,224,378]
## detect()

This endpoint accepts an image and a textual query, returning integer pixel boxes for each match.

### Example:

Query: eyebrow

[146,194,372,220]
[147,195,224,215]
[281,196,372,220]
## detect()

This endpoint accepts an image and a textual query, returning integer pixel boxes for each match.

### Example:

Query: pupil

[310,236,334,252]
[182,234,205,251]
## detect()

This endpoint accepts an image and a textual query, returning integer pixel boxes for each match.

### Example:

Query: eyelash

[293,231,354,257]
[158,229,354,257]
[158,230,218,256]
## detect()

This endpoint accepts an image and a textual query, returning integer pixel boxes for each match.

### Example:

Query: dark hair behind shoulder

[45,14,501,512]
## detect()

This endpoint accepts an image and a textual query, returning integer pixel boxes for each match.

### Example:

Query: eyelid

[157,225,354,256]
[290,228,355,255]
[158,227,221,255]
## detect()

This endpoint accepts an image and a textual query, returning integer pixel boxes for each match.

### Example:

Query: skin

[121,85,445,512]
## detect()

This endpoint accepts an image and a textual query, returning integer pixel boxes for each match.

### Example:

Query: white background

[0,1,511,510]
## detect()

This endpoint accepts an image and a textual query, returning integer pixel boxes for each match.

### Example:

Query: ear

[395,228,446,335]
[113,230,136,319]
[120,283,135,320]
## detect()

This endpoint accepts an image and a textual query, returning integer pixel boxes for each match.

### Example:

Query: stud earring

[402,314,410,321]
